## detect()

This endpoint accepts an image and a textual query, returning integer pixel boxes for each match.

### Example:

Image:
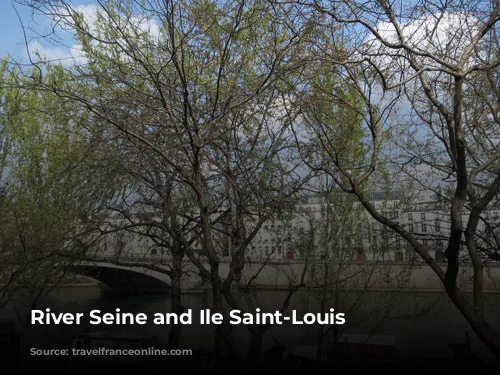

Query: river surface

[2,285,500,364]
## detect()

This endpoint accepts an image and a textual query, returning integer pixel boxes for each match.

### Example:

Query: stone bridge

[69,255,500,294]
[70,258,173,293]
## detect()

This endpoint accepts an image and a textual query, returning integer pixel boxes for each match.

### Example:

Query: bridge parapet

[69,255,500,292]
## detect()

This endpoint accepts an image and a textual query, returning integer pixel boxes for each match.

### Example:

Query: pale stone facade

[94,190,500,265]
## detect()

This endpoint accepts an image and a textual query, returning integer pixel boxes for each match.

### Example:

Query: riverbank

[0,277,100,289]
[3,282,500,294]
[180,285,500,294]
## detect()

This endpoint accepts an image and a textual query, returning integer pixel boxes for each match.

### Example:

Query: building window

[435,219,440,232]
[396,236,401,249]
[422,223,427,232]
[382,231,389,247]
[409,224,414,233]
[421,212,426,220]
[408,213,413,221]
[394,251,403,262]
[151,248,157,255]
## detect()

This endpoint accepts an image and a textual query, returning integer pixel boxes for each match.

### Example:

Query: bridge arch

[69,261,171,293]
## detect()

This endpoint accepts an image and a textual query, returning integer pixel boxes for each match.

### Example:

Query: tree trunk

[247,327,264,363]
[316,325,325,362]
[211,262,223,357]
[316,262,328,361]
[444,278,500,357]
[167,251,183,350]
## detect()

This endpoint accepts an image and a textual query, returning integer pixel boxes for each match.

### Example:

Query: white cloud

[69,43,87,65]
[32,3,161,67]
[363,12,482,85]
[71,3,160,40]
[74,4,100,34]
[27,40,85,66]
[372,13,480,58]
[132,15,160,40]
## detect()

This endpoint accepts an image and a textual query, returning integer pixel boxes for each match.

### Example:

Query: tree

[0,58,114,322]
[18,0,312,361]
[283,63,416,360]
[286,0,500,358]
[93,147,200,349]
[302,190,417,362]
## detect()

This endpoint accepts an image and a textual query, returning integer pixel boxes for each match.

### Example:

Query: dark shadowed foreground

[1,285,500,371]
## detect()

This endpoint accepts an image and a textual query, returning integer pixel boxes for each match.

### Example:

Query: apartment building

[94,190,500,264]
[246,190,500,264]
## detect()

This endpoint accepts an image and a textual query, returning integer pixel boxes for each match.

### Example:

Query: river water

[3,285,500,364]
